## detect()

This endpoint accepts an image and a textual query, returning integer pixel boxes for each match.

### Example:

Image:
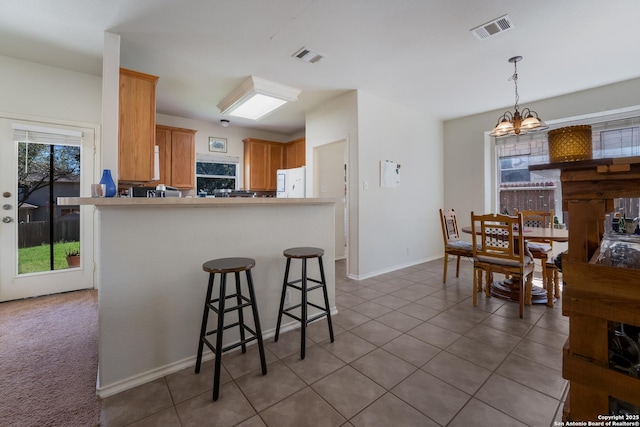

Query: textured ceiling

[2,0,640,135]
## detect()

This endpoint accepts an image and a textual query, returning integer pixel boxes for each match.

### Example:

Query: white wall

[356,91,443,278]
[306,90,444,279]
[0,55,101,124]
[306,91,360,276]
[443,77,640,228]
[102,32,120,176]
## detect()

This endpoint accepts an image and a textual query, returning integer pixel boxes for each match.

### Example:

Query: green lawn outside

[18,241,80,274]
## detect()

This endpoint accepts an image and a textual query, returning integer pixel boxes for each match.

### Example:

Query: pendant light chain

[509,60,519,112]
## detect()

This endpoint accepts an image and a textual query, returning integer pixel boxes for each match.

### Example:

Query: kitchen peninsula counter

[58,196,337,207]
[59,196,337,397]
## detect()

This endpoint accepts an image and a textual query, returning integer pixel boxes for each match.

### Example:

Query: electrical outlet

[284,289,291,305]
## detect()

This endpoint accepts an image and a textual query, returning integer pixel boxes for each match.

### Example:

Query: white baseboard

[96,307,339,398]
[347,257,433,280]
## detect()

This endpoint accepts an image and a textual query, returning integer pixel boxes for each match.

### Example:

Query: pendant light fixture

[490,56,548,137]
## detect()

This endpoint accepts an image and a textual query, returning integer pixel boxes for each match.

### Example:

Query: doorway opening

[313,139,348,271]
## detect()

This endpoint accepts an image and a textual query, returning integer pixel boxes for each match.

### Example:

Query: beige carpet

[0,289,100,427]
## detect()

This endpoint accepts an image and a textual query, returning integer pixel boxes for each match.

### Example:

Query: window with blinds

[13,123,83,146]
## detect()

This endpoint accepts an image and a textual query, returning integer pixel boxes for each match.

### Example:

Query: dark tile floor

[100,258,567,426]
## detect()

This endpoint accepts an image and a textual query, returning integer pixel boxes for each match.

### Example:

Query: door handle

[2,216,13,223]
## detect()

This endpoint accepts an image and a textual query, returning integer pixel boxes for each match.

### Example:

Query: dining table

[461,225,569,305]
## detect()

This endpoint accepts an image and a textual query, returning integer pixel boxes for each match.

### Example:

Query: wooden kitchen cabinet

[284,137,305,169]
[534,158,640,421]
[267,143,284,190]
[118,68,159,183]
[243,138,284,191]
[153,125,197,189]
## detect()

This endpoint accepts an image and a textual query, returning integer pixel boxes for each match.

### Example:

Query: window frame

[487,106,640,219]
[195,155,240,195]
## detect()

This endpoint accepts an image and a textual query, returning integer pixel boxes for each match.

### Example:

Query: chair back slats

[523,217,543,228]
[471,212,525,265]
[440,208,478,283]
[440,208,461,244]
[515,209,554,244]
[470,211,538,318]
[514,209,553,228]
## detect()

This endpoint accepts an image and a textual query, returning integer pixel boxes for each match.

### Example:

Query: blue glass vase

[99,169,117,197]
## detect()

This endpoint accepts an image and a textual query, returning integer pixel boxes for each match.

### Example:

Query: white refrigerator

[276,166,306,198]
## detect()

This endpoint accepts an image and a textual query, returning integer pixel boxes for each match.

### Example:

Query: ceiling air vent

[293,47,323,64]
[470,15,513,40]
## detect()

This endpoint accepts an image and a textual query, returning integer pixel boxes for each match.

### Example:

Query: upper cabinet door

[285,137,305,169]
[267,143,283,190]
[170,129,196,189]
[150,126,172,187]
[244,138,305,191]
[245,139,269,191]
[118,68,159,183]
[152,125,196,189]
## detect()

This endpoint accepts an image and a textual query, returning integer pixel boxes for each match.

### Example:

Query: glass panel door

[17,142,81,273]
[0,117,96,302]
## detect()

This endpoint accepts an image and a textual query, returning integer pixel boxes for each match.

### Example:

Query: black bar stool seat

[195,257,267,401]
[275,247,334,359]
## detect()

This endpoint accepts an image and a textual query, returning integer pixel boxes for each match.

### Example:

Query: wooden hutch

[532,157,640,420]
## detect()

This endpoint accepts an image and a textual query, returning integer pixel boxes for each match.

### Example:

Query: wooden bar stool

[195,257,267,401]
[275,247,334,359]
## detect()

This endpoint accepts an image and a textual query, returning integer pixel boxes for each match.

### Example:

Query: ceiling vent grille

[470,15,513,40]
[293,47,323,63]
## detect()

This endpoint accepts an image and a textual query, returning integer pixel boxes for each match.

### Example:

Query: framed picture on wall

[209,137,227,153]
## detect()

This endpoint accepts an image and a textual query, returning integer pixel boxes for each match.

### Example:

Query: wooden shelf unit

[557,158,640,420]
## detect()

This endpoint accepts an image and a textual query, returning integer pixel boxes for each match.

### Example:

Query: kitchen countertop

[58,197,338,207]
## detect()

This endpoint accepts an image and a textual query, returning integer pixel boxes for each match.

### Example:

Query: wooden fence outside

[500,189,640,229]
[18,218,80,248]
[499,188,556,216]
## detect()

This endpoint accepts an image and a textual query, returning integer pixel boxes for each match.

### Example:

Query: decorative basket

[548,125,592,163]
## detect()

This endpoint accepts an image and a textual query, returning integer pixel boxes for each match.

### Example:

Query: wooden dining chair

[515,209,554,296]
[439,209,482,289]
[471,211,535,318]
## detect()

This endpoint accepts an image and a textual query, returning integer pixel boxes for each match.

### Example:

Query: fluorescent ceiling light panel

[217,76,301,120]
[228,94,287,120]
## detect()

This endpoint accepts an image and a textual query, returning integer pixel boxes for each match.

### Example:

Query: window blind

[12,123,83,146]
